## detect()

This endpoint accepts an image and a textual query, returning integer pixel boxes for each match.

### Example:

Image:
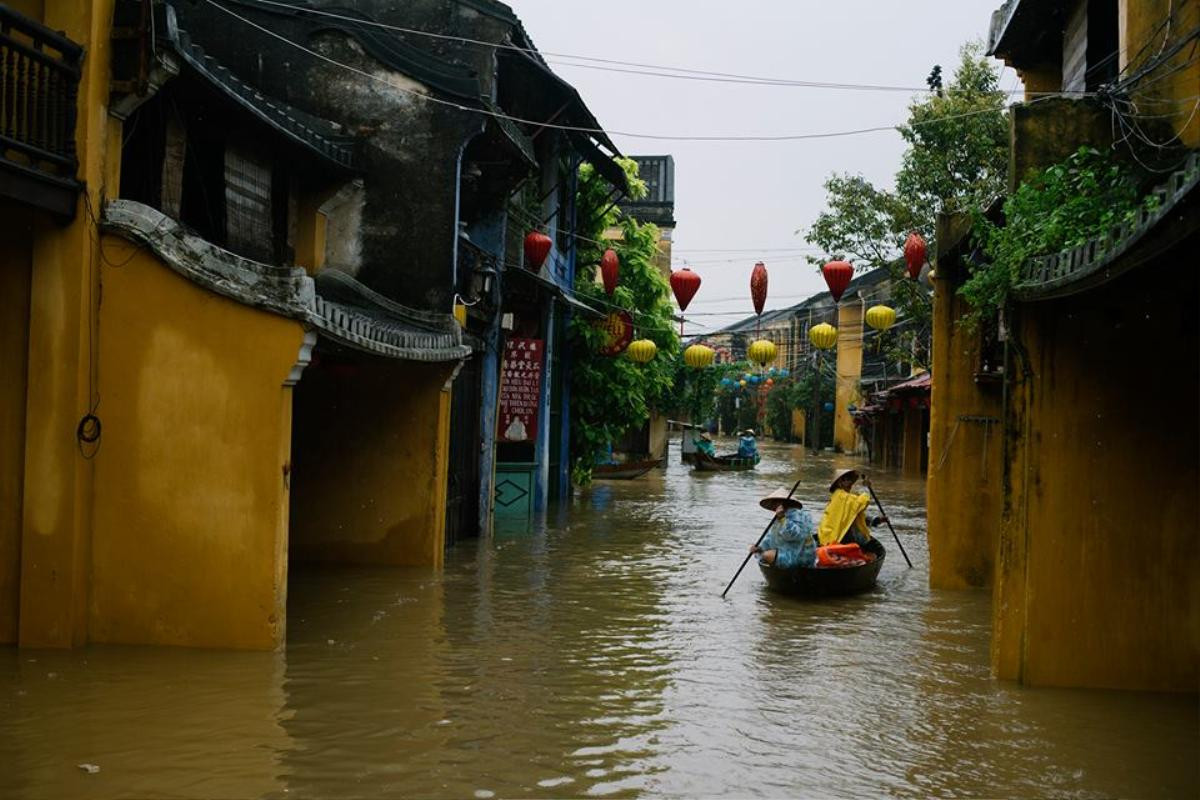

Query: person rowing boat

[817,468,888,548]
[748,488,818,569]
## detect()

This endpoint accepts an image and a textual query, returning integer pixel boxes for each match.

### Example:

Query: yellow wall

[993,262,1199,691]
[1121,0,1200,147]
[834,302,864,453]
[0,205,34,644]
[926,216,1004,591]
[290,360,454,567]
[16,0,121,648]
[88,238,306,650]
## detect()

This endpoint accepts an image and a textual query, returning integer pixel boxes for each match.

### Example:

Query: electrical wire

[202,0,1049,144]
[229,0,1093,97]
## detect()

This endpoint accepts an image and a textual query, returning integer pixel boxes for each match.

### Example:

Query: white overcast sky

[510,0,1017,333]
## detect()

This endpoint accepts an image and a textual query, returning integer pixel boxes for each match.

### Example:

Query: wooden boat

[592,458,661,480]
[758,538,886,596]
[693,451,759,471]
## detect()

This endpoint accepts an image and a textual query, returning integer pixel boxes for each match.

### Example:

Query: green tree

[802,41,1008,367]
[568,159,680,485]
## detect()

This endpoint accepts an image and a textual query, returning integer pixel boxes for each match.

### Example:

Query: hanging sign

[499,337,545,443]
[596,310,634,356]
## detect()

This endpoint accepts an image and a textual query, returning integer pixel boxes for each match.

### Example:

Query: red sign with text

[499,337,544,443]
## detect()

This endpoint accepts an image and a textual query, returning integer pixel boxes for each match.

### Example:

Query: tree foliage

[965,146,1158,323]
[568,159,680,485]
[802,41,1008,368]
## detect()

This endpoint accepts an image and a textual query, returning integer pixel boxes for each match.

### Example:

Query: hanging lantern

[739,379,747,387]
[766,378,775,387]
[670,268,702,311]
[823,401,835,413]
[809,322,838,350]
[865,304,897,332]
[822,260,853,302]
[524,231,552,271]
[600,249,620,296]
[904,232,927,280]
[750,261,768,315]
[747,339,777,367]
[683,344,715,368]
[627,338,657,363]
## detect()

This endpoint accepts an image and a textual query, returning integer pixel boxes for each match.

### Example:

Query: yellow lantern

[747,339,777,367]
[865,305,896,332]
[809,322,837,350]
[684,344,715,368]
[627,338,657,363]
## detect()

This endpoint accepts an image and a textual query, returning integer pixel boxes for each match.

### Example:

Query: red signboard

[499,337,544,443]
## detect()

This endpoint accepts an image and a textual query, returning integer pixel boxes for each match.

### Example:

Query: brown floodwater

[1,439,1196,799]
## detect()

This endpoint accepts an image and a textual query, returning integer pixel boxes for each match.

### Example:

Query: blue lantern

[823,401,834,412]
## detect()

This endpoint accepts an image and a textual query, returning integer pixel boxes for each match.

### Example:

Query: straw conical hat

[829,468,861,492]
[759,488,804,511]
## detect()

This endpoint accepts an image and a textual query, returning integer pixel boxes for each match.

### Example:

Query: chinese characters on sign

[499,338,544,443]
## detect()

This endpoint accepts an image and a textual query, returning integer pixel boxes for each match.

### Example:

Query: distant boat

[592,458,661,480]
[758,539,886,596]
[692,451,759,471]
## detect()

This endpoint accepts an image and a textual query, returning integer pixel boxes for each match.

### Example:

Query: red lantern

[904,232,926,280]
[524,231,552,271]
[822,260,852,303]
[751,261,768,315]
[670,267,702,311]
[600,249,619,296]
[766,378,774,387]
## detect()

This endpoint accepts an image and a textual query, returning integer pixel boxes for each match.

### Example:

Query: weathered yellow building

[929,0,1200,690]
[1,0,469,650]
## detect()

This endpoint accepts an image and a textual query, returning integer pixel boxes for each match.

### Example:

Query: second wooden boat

[692,451,759,471]
[592,458,661,480]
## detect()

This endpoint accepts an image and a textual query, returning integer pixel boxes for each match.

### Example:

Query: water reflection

[0,439,1195,798]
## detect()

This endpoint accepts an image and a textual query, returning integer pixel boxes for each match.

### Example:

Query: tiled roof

[164,4,356,170]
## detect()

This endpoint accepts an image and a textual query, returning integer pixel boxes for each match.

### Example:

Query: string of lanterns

[524,225,930,371]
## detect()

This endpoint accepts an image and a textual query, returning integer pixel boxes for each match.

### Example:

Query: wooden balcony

[0,4,82,218]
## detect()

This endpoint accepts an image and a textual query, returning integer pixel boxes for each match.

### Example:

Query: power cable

[202,0,1042,143]
[231,0,1094,96]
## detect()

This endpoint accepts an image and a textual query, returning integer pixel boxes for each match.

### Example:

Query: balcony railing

[0,4,82,216]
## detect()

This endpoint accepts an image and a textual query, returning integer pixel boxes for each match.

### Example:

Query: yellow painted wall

[1121,0,1200,147]
[0,205,34,644]
[88,238,306,650]
[791,409,806,446]
[17,0,121,648]
[926,217,1004,591]
[290,360,454,567]
[993,261,1199,691]
[834,302,864,453]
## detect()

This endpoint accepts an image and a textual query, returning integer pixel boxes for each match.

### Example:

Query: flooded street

[2,439,1195,799]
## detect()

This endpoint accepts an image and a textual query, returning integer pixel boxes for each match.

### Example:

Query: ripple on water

[0,442,1195,799]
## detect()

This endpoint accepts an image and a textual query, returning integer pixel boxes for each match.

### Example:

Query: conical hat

[829,468,861,492]
[759,488,804,511]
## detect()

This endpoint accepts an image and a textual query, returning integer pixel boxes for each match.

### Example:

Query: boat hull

[592,458,660,480]
[758,540,885,596]
[693,452,758,471]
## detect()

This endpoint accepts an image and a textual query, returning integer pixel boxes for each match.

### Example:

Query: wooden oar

[720,477,803,598]
[863,481,913,568]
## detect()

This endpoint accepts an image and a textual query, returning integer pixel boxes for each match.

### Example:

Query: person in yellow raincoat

[816,468,888,547]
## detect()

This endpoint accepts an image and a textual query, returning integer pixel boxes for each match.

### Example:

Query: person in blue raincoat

[737,429,759,460]
[749,488,817,569]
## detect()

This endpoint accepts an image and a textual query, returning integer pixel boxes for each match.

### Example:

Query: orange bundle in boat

[816,543,871,567]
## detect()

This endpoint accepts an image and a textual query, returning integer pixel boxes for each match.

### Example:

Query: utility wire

[235,0,1093,96]
[203,0,1040,143]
